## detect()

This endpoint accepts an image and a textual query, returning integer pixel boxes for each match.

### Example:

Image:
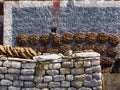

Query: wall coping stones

[33,52,100,63]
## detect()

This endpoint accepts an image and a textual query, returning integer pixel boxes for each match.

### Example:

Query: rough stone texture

[0,74,4,79]
[5,74,19,80]
[24,81,35,88]
[22,63,36,69]
[72,81,83,88]
[11,61,21,68]
[84,80,102,87]
[60,68,70,74]
[8,68,20,74]
[8,86,21,90]
[50,88,66,90]
[19,75,34,81]
[71,68,84,75]
[85,65,101,74]
[93,73,102,80]
[93,86,102,90]
[62,62,74,68]
[85,74,92,81]
[1,79,12,85]
[74,61,84,68]
[21,69,35,75]
[0,86,7,90]
[91,60,100,66]
[53,75,65,81]
[74,75,85,81]
[66,75,73,81]
[41,88,49,90]
[3,61,12,67]
[49,63,61,69]
[43,76,52,82]
[4,1,120,47]
[0,67,7,73]
[79,87,92,90]
[46,70,59,75]
[36,83,48,88]
[49,82,60,88]
[13,80,23,87]
[22,88,40,90]
[34,76,43,82]
[83,61,91,67]
[61,81,70,87]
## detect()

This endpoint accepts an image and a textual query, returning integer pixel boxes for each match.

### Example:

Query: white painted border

[75,1,120,7]
[4,1,120,46]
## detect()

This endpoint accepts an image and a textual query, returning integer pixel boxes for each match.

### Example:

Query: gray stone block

[60,68,70,74]
[34,76,43,82]
[85,65,101,74]
[8,68,20,74]
[68,87,77,90]
[71,81,83,89]
[1,79,12,85]
[93,73,102,80]
[91,60,100,66]
[41,88,49,90]
[3,61,11,67]
[84,79,102,87]
[53,75,65,81]
[5,74,19,80]
[36,83,48,88]
[24,81,35,88]
[13,80,23,87]
[49,63,61,69]
[0,67,7,73]
[79,87,92,90]
[71,68,84,75]
[83,61,91,67]
[46,70,59,75]
[62,62,74,68]
[74,61,84,68]
[50,88,66,90]
[11,61,21,68]
[8,86,21,90]
[66,75,73,81]
[49,82,60,88]
[43,76,52,82]
[93,86,102,90]
[22,88,40,90]
[0,86,8,90]
[22,63,36,69]
[19,75,34,81]
[0,74,4,79]
[74,74,85,81]
[85,74,92,81]
[61,81,70,87]
[21,69,35,75]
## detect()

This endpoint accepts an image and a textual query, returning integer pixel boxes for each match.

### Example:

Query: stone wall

[4,1,120,46]
[0,52,102,90]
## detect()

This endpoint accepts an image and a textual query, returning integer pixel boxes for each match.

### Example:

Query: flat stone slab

[33,54,62,62]
[72,52,100,58]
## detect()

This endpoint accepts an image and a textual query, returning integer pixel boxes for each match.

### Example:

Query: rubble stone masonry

[0,52,102,90]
